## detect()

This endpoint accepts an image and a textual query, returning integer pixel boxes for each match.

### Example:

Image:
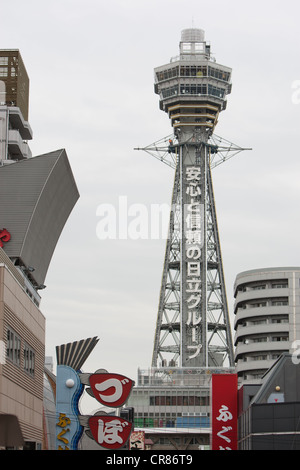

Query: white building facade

[234,267,300,382]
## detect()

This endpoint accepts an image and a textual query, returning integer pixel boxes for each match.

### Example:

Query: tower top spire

[179,28,208,58]
[181,28,205,41]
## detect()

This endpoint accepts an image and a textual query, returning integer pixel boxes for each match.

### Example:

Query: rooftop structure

[0,50,29,120]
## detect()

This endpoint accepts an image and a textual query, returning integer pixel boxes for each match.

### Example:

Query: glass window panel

[183,43,191,51]
[195,43,204,52]
[0,67,8,77]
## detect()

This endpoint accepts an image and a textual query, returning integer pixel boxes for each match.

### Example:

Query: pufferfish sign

[87,373,135,408]
[79,371,135,449]
[88,415,133,450]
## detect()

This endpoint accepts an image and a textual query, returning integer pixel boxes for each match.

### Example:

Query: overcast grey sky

[1,0,300,411]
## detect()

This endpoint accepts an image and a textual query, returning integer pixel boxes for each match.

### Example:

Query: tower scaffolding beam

[134,133,251,171]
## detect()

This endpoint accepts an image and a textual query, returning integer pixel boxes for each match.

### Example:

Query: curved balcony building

[234,267,300,383]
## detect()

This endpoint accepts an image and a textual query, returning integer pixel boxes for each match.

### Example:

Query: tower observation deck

[141,28,241,369]
[154,28,231,133]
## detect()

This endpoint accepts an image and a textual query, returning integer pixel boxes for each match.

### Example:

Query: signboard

[55,365,83,450]
[88,373,134,407]
[130,431,145,450]
[183,166,203,362]
[84,372,135,450]
[56,412,72,450]
[88,415,132,450]
[211,374,238,450]
[56,365,135,450]
[0,228,11,248]
[55,338,135,451]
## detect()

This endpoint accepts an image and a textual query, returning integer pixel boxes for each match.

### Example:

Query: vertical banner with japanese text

[183,165,203,364]
[211,373,238,450]
[56,365,84,450]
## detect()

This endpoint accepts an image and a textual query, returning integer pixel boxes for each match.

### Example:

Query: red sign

[0,228,11,248]
[130,431,145,450]
[88,373,134,407]
[88,415,132,450]
[211,374,238,450]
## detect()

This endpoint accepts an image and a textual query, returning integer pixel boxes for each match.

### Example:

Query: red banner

[211,374,238,450]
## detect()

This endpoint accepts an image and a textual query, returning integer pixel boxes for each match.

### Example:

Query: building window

[150,394,208,406]
[182,43,191,52]
[271,335,288,342]
[272,281,288,289]
[252,354,268,361]
[251,319,267,325]
[180,84,207,95]
[161,85,178,99]
[208,66,230,82]
[180,65,208,77]
[252,336,267,343]
[250,301,267,308]
[195,43,204,53]
[0,67,8,77]
[271,317,288,324]
[156,66,179,82]
[6,328,21,366]
[24,343,35,377]
[272,300,288,306]
[207,84,225,98]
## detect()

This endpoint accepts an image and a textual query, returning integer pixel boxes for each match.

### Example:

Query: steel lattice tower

[137,29,248,370]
